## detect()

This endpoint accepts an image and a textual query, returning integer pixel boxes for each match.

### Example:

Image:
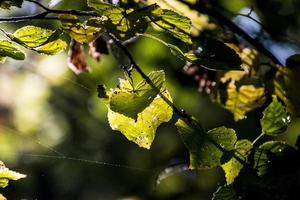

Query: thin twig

[177,0,282,65]
[0,0,99,23]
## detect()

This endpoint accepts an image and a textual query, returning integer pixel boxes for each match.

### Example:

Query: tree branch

[178,0,282,65]
[0,0,99,23]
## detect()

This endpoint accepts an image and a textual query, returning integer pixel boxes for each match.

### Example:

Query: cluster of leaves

[1,1,300,200]
[0,161,26,200]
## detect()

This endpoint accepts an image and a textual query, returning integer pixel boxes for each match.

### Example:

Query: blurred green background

[0,0,300,199]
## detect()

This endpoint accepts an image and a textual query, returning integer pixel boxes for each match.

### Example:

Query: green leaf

[195,40,242,71]
[60,14,102,43]
[0,161,26,188]
[0,40,25,62]
[107,90,173,149]
[222,139,252,185]
[109,70,164,119]
[138,33,190,61]
[254,141,292,176]
[176,119,237,169]
[10,26,66,55]
[225,83,266,121]
[149,7,192,44]
[12,26,54,48]
[261,95,290,136]
[87,0,149,40]
[35,39,67,55]
[0,0,23,9]
[212,185,236,200]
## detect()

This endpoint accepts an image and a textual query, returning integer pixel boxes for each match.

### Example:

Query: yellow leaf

[225,83,266,121]
[108,90,173,149]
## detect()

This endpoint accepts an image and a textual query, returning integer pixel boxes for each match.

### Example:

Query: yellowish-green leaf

[0,40,25,62]
[108,90,173,149]
[176,119,237,169]
[10,26,66,55]
[222,139,252,185]
[261,95,290,136]
[60,15,101,43]
[225,83,266,121]
[35,39,67,55]
[12,26,53,48]
[87,0,148,40]
[109,70,164,119]
[0,161,26,188]
[150,8,192,44]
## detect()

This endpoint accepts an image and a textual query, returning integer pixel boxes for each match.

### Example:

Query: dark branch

[0,1,99,23]
[178,0,282,65]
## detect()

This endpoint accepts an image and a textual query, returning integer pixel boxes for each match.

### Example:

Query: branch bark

[178,0,282,65]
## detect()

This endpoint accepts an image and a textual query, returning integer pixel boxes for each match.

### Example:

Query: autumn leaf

[67,39,89,74]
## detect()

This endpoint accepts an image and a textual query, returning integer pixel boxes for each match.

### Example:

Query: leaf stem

[252,133,265,146]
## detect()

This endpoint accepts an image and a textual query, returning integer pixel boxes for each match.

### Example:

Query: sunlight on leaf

[12,26,54,48]
[60,14,101,43]
[109,70,165,119]
[176,119,237,169]
[0,40,25,62]
[10,26,66,55]
[261,96,290,136]
[222,139,252,185]
[108,90,173,149]
[0,161,26,188]
[225,83,265,121]
[35,39,67,55]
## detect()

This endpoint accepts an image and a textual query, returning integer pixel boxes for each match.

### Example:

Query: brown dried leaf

[88,36,108,62]
[67,39,89,74]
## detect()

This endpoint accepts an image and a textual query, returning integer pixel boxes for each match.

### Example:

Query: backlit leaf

[10,26,66,55]
[225,83,266,121]
[12,26,53,48]
[109,70,164,119]
[87,0,148,40]
[35,39,67,55]
[222,139,252,185]
[261,96,290,136]
[149,8,192,44]
[176,119,237,169]
[0,40,25,62]
[60,15,102,43]
[108,90,173,149]
[0,161,26,188]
